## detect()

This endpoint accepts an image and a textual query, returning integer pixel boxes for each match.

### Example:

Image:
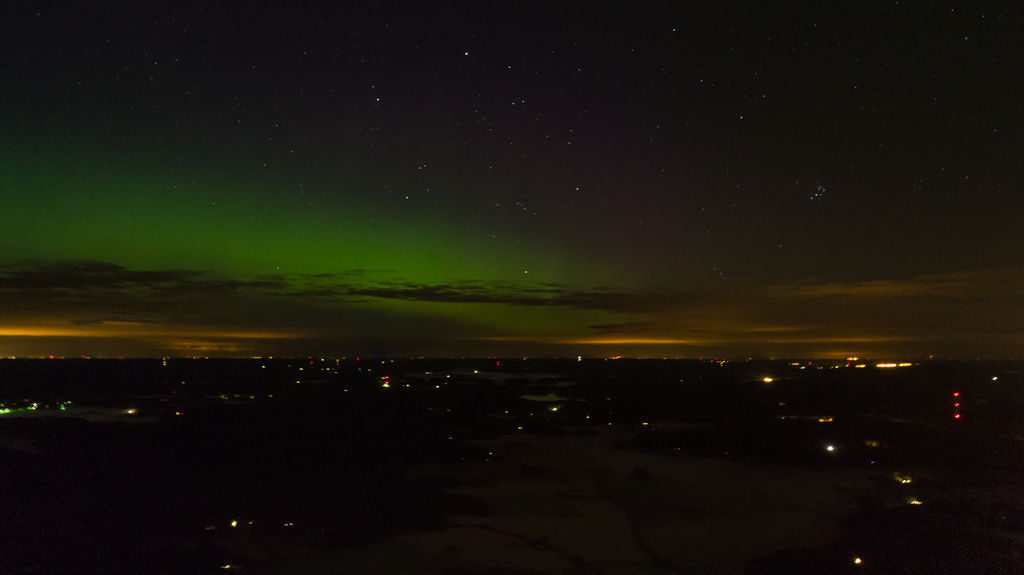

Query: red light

[496,360,501,366]
[49,355,55,359]
[954,413,961,419]
[954,402,960,407]
[310,360,314,365]
[953,392,960,397]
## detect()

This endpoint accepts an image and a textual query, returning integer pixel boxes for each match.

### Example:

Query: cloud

[587,321,657,334]
[71,317,160,326]
[335,281,655,311]
[0,260,283,295]
[770,268,1024,300]
[2,260,1021,358]
[0,260,659,312]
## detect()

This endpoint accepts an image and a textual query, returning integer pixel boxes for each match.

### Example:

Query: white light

[825,444,836,452]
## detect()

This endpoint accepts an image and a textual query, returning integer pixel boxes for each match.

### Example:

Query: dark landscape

[2,357,1022,574]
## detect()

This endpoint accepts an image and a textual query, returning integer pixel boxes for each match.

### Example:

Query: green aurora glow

[2,3,1021,358]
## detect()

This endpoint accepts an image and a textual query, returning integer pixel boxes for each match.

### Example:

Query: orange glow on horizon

[0,326,300,340]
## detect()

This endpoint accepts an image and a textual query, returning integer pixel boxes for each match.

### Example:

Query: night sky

[2,2,1021,358]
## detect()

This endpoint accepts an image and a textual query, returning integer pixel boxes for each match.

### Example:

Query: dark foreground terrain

[1,357,1023,574]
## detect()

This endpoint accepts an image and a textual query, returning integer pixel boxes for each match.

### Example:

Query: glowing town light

[825,444,836,452]
[907,498,923,505]
[230,520,237,528]
[876,363,897,368]
[853,557,863,565]
[762,377,774,383]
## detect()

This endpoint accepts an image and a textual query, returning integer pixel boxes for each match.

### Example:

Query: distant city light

[853,557,863,565]
[825,444,836,452]
[762,377,774,383]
